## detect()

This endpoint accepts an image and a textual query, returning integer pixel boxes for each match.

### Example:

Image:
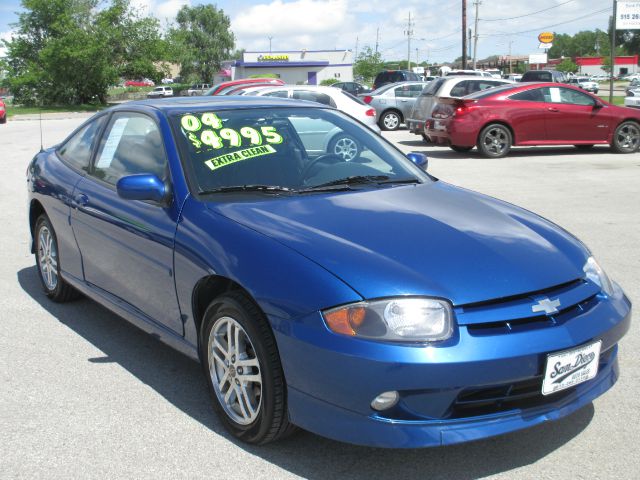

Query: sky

[0,0,615,63]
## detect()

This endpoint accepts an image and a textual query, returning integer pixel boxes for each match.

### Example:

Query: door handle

[73,193,89,208]
[547,107,560,112]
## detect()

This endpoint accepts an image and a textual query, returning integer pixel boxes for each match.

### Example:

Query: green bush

[320,78,340,86]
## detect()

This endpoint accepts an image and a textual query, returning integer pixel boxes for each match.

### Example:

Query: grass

[7,104,107,117]
[598,96,625,106]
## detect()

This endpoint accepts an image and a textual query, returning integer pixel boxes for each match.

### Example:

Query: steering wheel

[300,153,343,182]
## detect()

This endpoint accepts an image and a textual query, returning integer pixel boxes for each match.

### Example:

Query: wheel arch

[192,274,264,351]
[477,120,516,145]
[29,199,46,253]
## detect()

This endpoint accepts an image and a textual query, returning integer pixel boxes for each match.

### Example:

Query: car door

[394,84,424,118]
[506,87,549,143]
[70,111,183,334]
[544,87,611,142]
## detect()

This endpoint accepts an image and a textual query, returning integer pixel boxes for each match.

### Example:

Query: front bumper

[273,289,631,448]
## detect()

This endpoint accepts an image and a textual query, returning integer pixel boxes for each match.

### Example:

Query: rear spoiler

[434,96,478,105]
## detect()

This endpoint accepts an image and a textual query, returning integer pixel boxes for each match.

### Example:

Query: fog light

[370,391,399,411]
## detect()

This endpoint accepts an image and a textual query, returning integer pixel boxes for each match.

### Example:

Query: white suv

[147,86,174,98]
[187,84,211,96]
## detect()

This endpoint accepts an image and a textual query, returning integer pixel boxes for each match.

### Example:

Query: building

[576,55,639,76]
[231,50,353,85]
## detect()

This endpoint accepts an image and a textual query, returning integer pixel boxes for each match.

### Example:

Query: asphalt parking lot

[1,114,639,479]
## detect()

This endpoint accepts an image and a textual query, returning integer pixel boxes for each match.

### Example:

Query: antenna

[39,108,44,152]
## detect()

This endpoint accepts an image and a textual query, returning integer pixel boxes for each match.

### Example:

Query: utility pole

[462,0,467,69]
[405,12,414,71]
[268,36,273,53]
[472,1,481,70]
[610,0,616,103]
[375,27,380,54]
[508,39,514,74]
[355,36,359,60]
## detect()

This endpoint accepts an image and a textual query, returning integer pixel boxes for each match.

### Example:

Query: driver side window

[92,113,167,185]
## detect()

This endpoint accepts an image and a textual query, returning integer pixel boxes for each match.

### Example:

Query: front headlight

[322,297,453,343]
[583,257,615,296]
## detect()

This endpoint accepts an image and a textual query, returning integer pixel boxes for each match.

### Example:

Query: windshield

[171,107,427,194]
[421,78,446,96]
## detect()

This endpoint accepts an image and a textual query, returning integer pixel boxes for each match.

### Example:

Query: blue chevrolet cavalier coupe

[27,97,631,447]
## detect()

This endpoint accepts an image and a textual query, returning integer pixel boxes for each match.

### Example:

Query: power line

[479,7,611,37]
[480,0,575,22]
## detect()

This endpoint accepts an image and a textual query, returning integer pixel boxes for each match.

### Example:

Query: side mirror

[593,101,604,109]
[407,152,428,170]
[117,174,169,203]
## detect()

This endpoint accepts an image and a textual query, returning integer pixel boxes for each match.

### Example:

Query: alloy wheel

[37,225,58,291]
[208,316,262,425]
[382,112,400,130]
[333,136,359,161]
[616,122,640,151]
[482,127,509,156]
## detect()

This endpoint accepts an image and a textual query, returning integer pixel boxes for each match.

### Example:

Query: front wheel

[201,292,296,444]
[34,215,80,302]
[379,111,401,131]
[611,121,640,153]
[477,123,512,158]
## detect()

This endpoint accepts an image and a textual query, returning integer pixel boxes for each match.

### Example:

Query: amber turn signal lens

[324,307,366,335]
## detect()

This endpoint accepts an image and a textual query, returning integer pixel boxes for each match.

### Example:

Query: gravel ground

[1,114,638,479]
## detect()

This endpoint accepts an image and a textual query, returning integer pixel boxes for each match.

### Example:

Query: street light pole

[609,0,616,103]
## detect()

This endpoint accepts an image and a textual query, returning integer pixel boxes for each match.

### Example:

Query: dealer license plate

[542,340,601,396]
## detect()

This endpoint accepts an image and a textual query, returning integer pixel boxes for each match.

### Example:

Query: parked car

[625,78,640,96]
[0,98,6,124]
[520,70,567,83]
[124,79,155,87]
[361,81,430,131]
[372,70,421,90]
[406,76,513,142]
[567,77,599,94]
[205,78,285,96]
[446,70,492,78]
[219,83,288,96]
[624,86,640,108]
[504,74,523,82]
[187,84,212,96]
[27,96,631,448]
[425,82,640,156]
[331,81,371,96]
[146,86,174,98]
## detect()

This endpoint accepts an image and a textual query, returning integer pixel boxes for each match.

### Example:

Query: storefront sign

[257,54,290,62]
[537,32,554,43]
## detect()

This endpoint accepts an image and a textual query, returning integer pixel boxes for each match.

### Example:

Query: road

[1,115,639,479]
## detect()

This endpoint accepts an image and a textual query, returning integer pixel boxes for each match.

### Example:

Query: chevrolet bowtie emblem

[532,297,561,315]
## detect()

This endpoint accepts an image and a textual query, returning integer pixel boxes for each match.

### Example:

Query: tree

[556,58,578,74]
[353,46,384,84]
[2,0,168,105]
[169,5,235,83]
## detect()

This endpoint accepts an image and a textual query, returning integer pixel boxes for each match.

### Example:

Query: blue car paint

[27,97,631,448]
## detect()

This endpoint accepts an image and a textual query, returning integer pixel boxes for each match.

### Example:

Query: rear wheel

[477,124,512,158]
[450,145,473,153]
[421,133,432,144]
[201,292,296,444]
[0,115,6,124]
[611,121,640,153]
[34,215,80,302]
[379,111,401,131]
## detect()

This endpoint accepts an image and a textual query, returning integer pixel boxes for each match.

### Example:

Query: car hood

[206,182,589,306]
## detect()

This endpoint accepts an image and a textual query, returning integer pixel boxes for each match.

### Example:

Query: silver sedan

[363,81,430,131]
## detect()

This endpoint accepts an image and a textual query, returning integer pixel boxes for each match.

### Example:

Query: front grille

[456,278,602,334]
[449,348,613,419]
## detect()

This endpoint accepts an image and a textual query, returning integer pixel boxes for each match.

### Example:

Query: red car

[206,77,285,95]
[124,79,155,87]
[0,99,6,124]
[426,82,640,157]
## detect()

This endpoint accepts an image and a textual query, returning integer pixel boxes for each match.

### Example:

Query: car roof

[110,96,326,114]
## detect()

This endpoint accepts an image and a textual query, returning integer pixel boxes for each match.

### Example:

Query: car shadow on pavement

[18,265,595,480]
[400,143,611,160]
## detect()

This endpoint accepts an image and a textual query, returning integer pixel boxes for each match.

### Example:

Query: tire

[379,110,402,131]
[574,144,595,150]
[421,133,432,144]
[201,292,296,444]
[34,215,80,302]
[328,134,361,161]
[450,145,473,153]
[0,116,6,124]
[611,121,640,153]
[477,123,512,158]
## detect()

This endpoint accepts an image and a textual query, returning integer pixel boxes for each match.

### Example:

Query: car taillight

[365,108,376,117]
[363,96,373,104]
[453,100,477,117]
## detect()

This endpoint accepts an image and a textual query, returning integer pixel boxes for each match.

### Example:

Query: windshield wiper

[377,177,421,185]
[198,185,295,195]
[302,175,391,191]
